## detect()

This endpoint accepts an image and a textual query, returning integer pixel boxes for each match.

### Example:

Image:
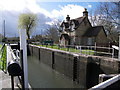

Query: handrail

[67,45,113,57]
[89,74,120,90]
[11,50,17,60]
[112,45,119,50]
[66,45,113,49]
[30,44,115,58]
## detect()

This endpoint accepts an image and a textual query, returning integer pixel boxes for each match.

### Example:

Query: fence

[36,44,116,58]
[76,45,115,58]
[112,45,119,59]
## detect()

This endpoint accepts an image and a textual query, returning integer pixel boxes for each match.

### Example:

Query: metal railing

[112,45,119,58]
[74,45,114,58]
[36,44,115,58]
[89,74,120,90]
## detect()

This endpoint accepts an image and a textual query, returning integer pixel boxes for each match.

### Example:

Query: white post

[80,46,82,54]
[118,2,120,60]
[112,48,114,59]
[118,33,120,60]
[19,29,28,88]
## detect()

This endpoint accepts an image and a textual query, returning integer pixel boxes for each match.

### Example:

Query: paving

[0,70,19,89]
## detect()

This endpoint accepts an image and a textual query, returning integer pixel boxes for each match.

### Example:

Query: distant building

[0,34,3,42]
[6,37,19,43]
[59,8,108,46]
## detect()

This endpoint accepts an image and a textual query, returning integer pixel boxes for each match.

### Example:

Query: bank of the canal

[0,44,6,70]
[28,56,83,88]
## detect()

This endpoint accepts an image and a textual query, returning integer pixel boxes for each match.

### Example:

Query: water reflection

[28,56,82,88]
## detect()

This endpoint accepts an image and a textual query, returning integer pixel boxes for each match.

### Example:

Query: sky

[0,0,119,37]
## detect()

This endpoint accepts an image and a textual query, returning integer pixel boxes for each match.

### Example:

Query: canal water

[28,56,82,88]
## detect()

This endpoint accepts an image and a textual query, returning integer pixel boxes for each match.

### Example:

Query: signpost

[19,29,28,89]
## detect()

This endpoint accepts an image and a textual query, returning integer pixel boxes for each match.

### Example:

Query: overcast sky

[0,0,118,37]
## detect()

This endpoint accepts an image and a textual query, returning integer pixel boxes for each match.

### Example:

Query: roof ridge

[70,16,85,20]
[75,16,85,19]
[93,26,103,28]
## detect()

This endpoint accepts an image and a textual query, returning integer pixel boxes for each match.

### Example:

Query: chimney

[83,8,88,17]
[66,15,70,21]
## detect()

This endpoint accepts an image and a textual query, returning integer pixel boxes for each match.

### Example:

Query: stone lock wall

[54,51,75,79]
[40,47,54,67]
[32,46,40,59]
[99,57,119,74]
[86,56,101,88]
[76,55,88,88]
[29,45,120,88]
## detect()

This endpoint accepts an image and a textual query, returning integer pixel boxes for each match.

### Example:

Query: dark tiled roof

[60,34,70,40]
[64,22,69,28]
[60,22,69,28]
[83,26,105,37]
[75,16,85,24]
[60,16,85,29]
[70,19,79,29]
[71,16,85,28]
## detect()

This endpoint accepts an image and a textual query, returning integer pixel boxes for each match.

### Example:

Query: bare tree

[89,9,98,26]
[98,2,120,25]
[89,2,120,44]
[45,26,59,43]
[45,20,62,43]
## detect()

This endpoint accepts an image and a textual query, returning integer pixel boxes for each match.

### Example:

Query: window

[87,38,93,45]
[71,21,75,31]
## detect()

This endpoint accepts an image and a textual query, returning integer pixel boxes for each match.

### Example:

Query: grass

[80,50,95,55]
[0,44,2,57]
[0,44,7,70]
[37,45,95,55]
[0,44,2,49]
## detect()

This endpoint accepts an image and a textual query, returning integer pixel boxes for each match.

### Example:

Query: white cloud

[46,4,84,25]
[46,21,54,26]
[0,0,85,36]
[45,18,59,26]
[88,5,92,8]
[0,0,85,20]
[0,0,53,36]
[0,0,54,18]
[0,0,26,11]
[52,4,84,19]
[0,0,85,18]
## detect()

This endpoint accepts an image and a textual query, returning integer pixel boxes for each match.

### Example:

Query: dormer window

[70,21,75,31]
[63,24,65,31]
